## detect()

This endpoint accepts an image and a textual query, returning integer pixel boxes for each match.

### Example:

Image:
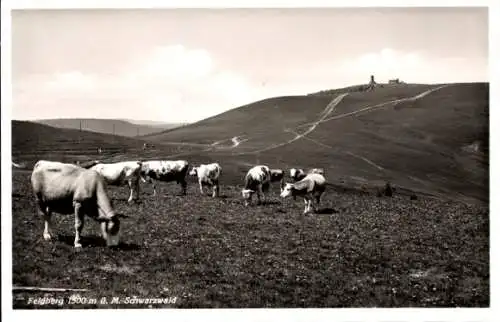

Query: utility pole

[113,123,115,135]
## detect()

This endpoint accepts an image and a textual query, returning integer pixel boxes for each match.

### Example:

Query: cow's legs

[41,206,53,241]
[144,176,156,196]
[152,180,157,196]
[212,184,219,198]
[257,185,264,205]
[199,181,204,195]
[127,180,135,203]
[303,198,308,214]
[73,202,85,248]
[134,178,141,202]
[180,180,187,195]
[314,194,321,212]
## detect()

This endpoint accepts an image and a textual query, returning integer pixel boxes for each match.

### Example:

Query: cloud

[13,45,265,123]
[338,48,485,84]
[44,71,96,92]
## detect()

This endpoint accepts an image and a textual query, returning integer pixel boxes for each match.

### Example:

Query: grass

[12,169,488,308]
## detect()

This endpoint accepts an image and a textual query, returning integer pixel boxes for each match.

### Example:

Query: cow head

[99,214,127,247]
[241,189,255,206]
[280,183,295,198]
[189,167,198,176]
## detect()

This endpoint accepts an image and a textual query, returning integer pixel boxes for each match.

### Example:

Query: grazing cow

[280,173,326,214]
[140,160,189,196]
[270,168,285,191]
[241,165,272,206]
[90,161,143,203]
[30,160,125,248]
[189,163,222,198]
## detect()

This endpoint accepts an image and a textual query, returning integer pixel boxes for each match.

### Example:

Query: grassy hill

[11,121,197,168]
[142,82,489,204]
[34,118,181,138]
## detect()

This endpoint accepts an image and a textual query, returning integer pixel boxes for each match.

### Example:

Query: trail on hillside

[295,85,450,130]
[232,93,349,155]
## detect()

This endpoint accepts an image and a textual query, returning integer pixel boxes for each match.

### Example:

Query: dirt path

[296,85,449,130]
[233,93,349,155]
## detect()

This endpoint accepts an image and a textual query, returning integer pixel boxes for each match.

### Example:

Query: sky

[11,7,488,123]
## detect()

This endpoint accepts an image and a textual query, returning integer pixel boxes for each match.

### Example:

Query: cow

[140,160,189,196]
[280,173,326,214]
[90,161,143,203]
[289,168,325,200]
[241,165,272,206]
[189,163,222,198]
[270,168,285,192]
[30,160,125,248]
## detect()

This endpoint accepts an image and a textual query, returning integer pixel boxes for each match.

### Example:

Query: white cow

[241,165,272,206]
[90,161,143,203]
[140,160,189,196]
[31,160,125,248]
[280,173,326,214]
[189,163,222,197]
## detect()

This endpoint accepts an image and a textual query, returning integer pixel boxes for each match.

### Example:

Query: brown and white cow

[31,160,126,248]
[140,160,189,196]
[189,163,222,197]
[280,173,326,214]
